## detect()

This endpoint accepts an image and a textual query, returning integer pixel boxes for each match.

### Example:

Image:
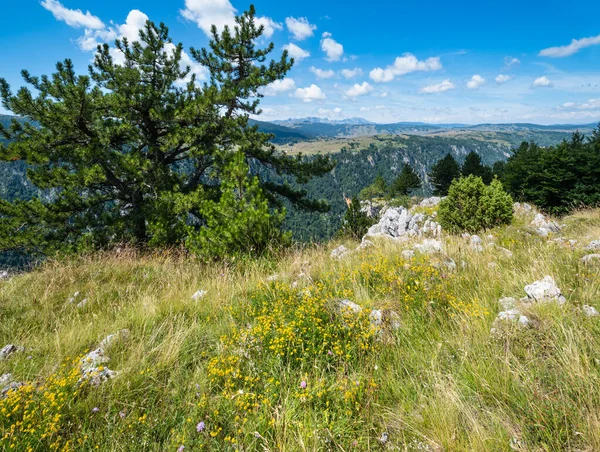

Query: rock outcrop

[364,206,441,242]
[524,276,566,304]
[79,329,130,386]
[531,213,561,237]
[0,344,24,361]
[331,245,351,259]
[586,240,600,251]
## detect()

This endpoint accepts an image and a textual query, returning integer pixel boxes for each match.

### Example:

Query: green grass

[1,209,600,451]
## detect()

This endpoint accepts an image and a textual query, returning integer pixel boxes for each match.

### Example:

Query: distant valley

[2,114,599,243]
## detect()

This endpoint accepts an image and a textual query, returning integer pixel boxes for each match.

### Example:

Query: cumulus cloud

[285,17,316,40]
[495,74,512,84]
[321,32,344,61]
[255,17,283,38]
[345,82,373,98]
[180,0,280,38]
[539,34,600,58]
[466,74,485,89]
[558,99,600,110]
[369,53,441,83]
[74,10,148,52]
[532,76,553,88]
[41,0,105,29]
[310,67,335,79]
[293,84,326,102]
[117,10,149,42]
[283,43,310,62]
[262,78,296,96]
[419,79,455,94]
[341,68,363,79]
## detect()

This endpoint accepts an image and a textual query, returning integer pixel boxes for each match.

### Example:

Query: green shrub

[438,175,513,233]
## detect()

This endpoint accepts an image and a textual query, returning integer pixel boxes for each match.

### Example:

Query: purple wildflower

[92,407,100,413]
[300,380,307,389]
[177,446,185,452]
[196,421,205,433]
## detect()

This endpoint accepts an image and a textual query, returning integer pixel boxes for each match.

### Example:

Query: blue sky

[1,0,599,124]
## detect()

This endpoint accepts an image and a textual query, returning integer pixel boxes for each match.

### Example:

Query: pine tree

[390,163,421,196]
[337,197,374,239]
[358,173,388,200]
[429,153,460,196]
[461,151,493,184]
[0,7,333,257]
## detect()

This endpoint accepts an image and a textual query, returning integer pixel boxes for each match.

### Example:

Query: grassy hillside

[2,208,600,450]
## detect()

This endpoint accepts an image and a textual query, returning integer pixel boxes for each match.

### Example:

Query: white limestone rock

[531,213,561,237]
[402,249,415,260]
[331,245,351,259]
[418,197,442,207]
[191,290,207,300]
[413,239,443,254]
[0,344,24,360]
[339,299,362,314]
[583,305,599,317]
[524,276,566,304]
[581,254,600,264]
[364,206,441,242]
[586,240,600,251]
[470,235,484,252]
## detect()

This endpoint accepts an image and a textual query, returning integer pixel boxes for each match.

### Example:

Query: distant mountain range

[249,116,599,143]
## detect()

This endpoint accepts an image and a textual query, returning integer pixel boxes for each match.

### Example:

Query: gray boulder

[364,206,441,241]
[413,239,443,254]
[331,245,351,259]
[581,254,600,264]
[0,344,24,360]
[524,276,566,304]
[531,213,561,237]
[586,240,600,251]
[584,305,600,317]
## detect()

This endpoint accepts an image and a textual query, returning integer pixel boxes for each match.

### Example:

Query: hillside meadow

[1,208,600,451]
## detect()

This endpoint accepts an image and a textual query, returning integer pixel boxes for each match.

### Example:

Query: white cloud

[495,74,512,84]
[369,53,441,83]
[180,0,235,36]
[285,17,316,41]
[558,99,600,110]
[255,17,283,38]
[419,79,455,94]
[318,107,342,116]
[466,74,485,89]
[321,32,344,62]
[117,10,149,42]
[532,76,553,88]
[75,10,148,52]
[283,43,310,61]
[293,84,326,102]
[345,82,373,98]
[504,56,521,68]
[539,34,600,58]
[369,68,395,83]
[341,68,363,79]
[41,0,105,29]
[310,67,335,79]
[262,78,296,96]
[180,0,279,38]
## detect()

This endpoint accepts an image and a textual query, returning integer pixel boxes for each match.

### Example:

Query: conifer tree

[461,151,493,184]
[358,173,388,200]
[337,197,374,239]
[390,163,421,196]
[429,153,460,196]
[0,6,333,257]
